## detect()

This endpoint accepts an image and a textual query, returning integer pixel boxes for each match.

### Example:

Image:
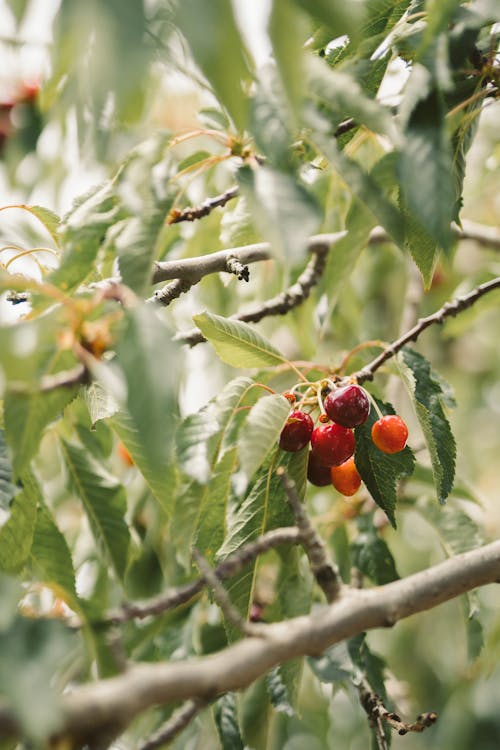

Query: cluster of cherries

[278,383,408,496]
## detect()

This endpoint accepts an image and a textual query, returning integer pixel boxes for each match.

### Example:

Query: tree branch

[108,527,301,624]
[2,540,500,745]
[151,243,271,285]
[166,186,239,224]
[355,275,500,384]
[278,468,341,603]
[176,234,341,346]
[138,699,207,750]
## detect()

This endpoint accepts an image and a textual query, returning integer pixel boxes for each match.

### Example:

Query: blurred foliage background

[0,0,500,748]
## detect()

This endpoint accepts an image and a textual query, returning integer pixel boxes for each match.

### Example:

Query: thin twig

[359,680,437,739]
[192,549,265,637]
[277,468,341,603]
[167,186,239,224]
[148,278,193,306]
[138,699,207,750]
[176,235,342,346]
[355,275,500,384]
[108,527,300,623]
[39,365,88,392]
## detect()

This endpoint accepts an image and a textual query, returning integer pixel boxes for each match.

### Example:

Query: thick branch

[151,243,271,285]
[2,540,500,745]
[355,275,500,384]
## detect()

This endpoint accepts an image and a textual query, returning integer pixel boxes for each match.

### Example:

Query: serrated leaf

[268,0,305,115]
[22,205,61,248]
[193,312,289,369]
[31,504,79,611]
[84,382,119,427]
[214,693,245,750]
[51,181,121,292]
[295,0,365,42]
[4,387,78,479]
[308,642,353,684]
[266,666,295,716]
[314,134,405,247]
[238,394,291,483]
[115,306,179,486]
[0,616,73,743]
[194,447,238,563]
[400,191,439,287]
[217,449,308,640]
[351,517,399,585]
[399,348,456,503]
[175,0,252,130]
[109,411,175,515]
[238,164,321,264]
[398,67,454,251]
[464,592,484,661]
[0,472,37,573]
[0,429,17,510]
[60,440,131,581]
[354,400,415,528]
[417,498,483,556]
[348,632,388,702]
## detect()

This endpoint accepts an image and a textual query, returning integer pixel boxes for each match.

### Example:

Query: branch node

[226,255,250,281]
[277,467,341,603]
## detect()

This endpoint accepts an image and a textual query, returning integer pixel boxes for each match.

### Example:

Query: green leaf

[60,440,131,581]
[238,164,322,264]
[351,516,399,585]
[84,381,119,427]
[294,0,365,42]
[31,504,79,611]
[354,400,415,528]
[348,632,388,702]
[0,616,74,743]
[110,411,175,515]
[416,498,483,556]
[175,0,252,130]
[194,446,238,563]
[399,191,439,287]
[22,205,61,248]
[314,134,405,247]
[238,394,291,483]
[115,306,179,486]
[398,67,454,251]
[4,387,78,478]
[6,0,29,24]
[51,180,121,292]
[308,61,400,143]
[266,666,295,716]
[0,472,37,573]
[268,0,306,115]
[0,429,17,510]
[217,449,308,640]
[308,642,353,684]
[193,312,289,369]
[464,592,484,661]
[399,348,456,503]
[214,693,245,750]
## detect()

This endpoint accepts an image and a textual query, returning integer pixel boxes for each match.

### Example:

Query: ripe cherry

[330,457,362,496]
[371,415,408,454]
[310,423,355,467]
[279,410,313,452]
[307,450,332,486]
[324,384,370,428]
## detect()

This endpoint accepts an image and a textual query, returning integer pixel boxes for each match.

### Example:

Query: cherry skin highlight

[307,450,332,486]
[279,410,314,452]
[330,457,362,496]
[371,415,408,454]
[310,423,355,467]
[324,384,370,428]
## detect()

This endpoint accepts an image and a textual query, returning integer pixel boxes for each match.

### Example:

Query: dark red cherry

[323,384,370,428]
[307,450,332,486]
[279,410,313,452]
[310,423,355,467]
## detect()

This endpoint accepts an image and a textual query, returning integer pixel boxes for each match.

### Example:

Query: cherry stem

[366,391,384,420]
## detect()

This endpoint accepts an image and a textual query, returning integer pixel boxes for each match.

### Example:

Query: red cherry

[310,423,355,467]
[330,457,362,496]
[279,410,313,452]
[307,450,332,486]
[324,384,370,428]
[371,415,408,454]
